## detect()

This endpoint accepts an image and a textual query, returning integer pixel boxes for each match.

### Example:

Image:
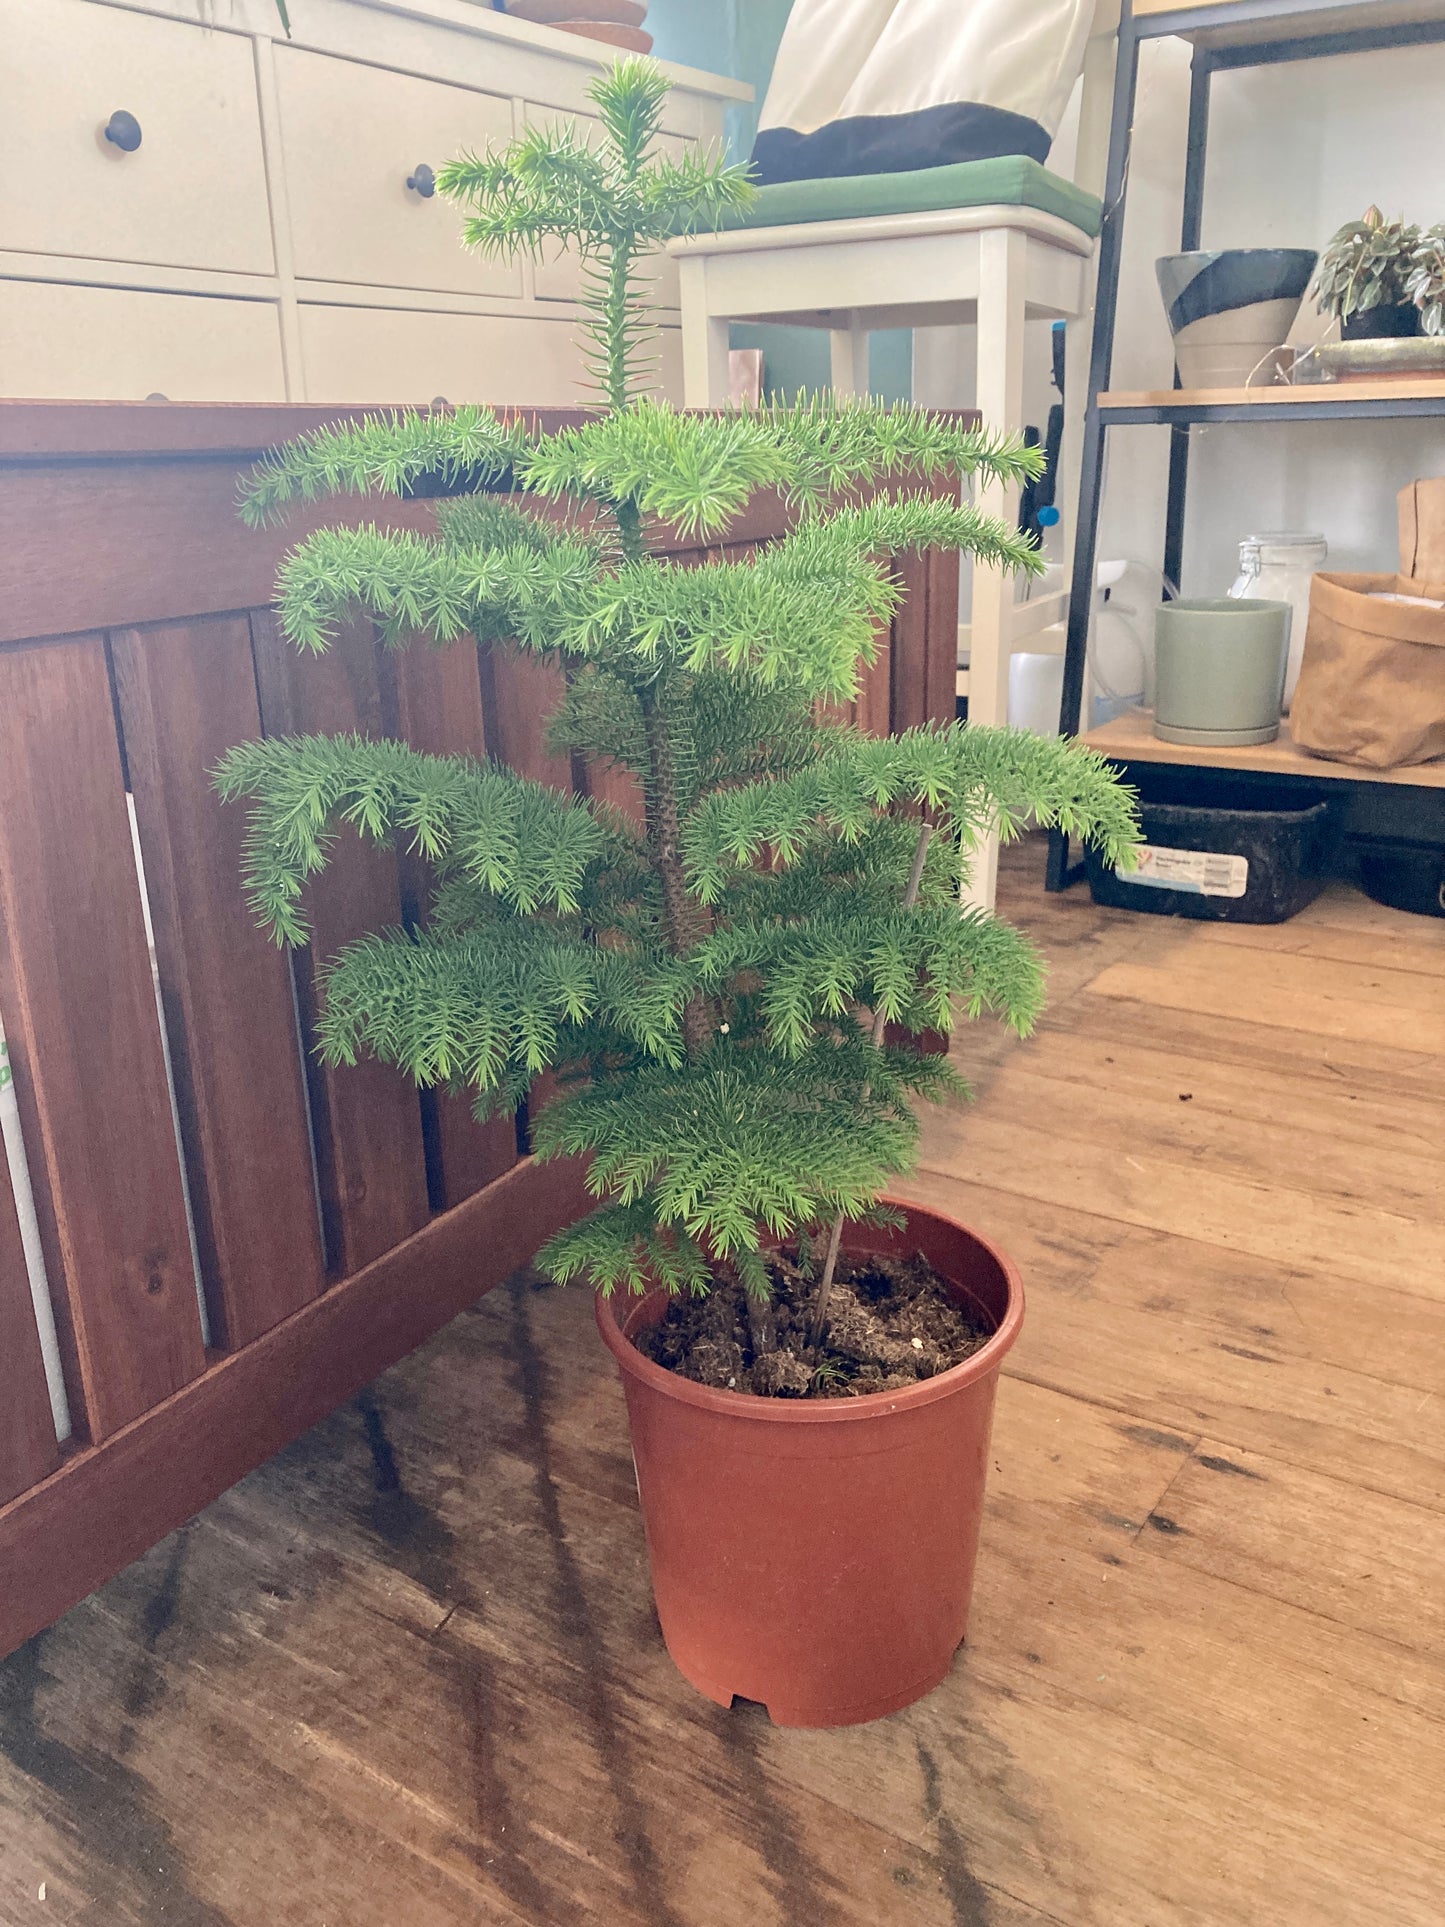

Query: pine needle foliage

[439,59,753,409]
[220,60,1140,1304]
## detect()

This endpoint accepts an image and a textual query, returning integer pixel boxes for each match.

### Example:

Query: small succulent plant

[1313,206,1421,321]
[1405,225,1445,336]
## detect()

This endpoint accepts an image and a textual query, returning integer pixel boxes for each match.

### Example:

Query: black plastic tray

[1086,783,1342,924]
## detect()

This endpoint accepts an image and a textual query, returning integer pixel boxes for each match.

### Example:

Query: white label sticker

[1119,843,1249,898]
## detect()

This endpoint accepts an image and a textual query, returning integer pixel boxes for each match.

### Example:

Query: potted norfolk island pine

[1313,206,1424,338]
[219,63,1138,1727]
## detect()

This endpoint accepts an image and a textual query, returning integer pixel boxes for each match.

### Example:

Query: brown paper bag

[1291,571,1445,770]
[1399,479,1445,578]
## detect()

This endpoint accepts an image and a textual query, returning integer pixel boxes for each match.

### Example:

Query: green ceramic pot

[1153,598,1291,747]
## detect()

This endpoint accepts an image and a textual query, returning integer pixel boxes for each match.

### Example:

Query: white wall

[917,28,1445,601]
[654,5,1445,584]
[1094,34,1445,595]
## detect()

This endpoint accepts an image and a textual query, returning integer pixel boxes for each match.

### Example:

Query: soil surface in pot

[635,1248,994,1398]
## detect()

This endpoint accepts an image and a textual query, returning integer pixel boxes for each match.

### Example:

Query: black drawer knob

[104,110,143,153]
[406,163,436,198]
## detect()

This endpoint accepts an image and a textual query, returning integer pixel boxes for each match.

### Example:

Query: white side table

[669,202,1094,908]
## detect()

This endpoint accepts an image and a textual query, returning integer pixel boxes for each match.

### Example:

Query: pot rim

[594,1196,1024,1426]
[1155,247,1318,265]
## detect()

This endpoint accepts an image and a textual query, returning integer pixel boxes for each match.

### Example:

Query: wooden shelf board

[1083,709,1445,790]
[1134,0,1445,45]
[1099,377,1445,410]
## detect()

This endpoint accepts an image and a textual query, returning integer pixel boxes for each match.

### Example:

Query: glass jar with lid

[1228,531,1328,710]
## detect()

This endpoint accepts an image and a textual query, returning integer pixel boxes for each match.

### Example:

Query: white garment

[758,0,1093,147]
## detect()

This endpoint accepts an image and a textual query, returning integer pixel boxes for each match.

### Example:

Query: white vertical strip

[251,29,307,400]
[512,95,538,311]
[288,952,329,1265]
[127,796,212,1349]
[965,225,1029,914]
[0,1025,72,1443]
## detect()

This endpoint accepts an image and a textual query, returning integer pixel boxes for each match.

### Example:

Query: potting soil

[635,1247,993,1399]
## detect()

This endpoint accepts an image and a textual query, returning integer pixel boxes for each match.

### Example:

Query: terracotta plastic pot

[595,1201,1023,1727]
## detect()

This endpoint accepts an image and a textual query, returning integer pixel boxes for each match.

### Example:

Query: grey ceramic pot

[1156,249,1317,388]
[1153,598,1291,747]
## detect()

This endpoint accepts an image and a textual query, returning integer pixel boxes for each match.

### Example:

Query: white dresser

[0,0,747,403]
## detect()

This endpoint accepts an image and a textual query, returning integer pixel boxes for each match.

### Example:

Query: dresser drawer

[298,304,584,405]
[0,282,286,401]
[297,303,681,405]
[0,0,274,276]
[276,52,520,300]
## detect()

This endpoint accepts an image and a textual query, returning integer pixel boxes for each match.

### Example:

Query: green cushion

[719,157,1101,241]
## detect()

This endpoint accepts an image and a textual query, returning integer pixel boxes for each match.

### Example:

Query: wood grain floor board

[919,1109,1445,1301]
[935,1058,1443,1220]
[900,1165,1445,1401]
[995,1025,1443,1175]
[1133,1441,1445,1655]
[1292,881,1445,945]
[1088,957,1445,1057]
[1067,1215,1445,1401]
[907,1184,1445,1514]
[1,839,1441,1926]
[1189,914,1445,977]
[968,1501,1445,1828]
[1041,987,1445,1109]
[1142,929,1445,1013]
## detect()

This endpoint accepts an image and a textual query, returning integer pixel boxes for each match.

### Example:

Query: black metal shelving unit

[1047,0,1445,891]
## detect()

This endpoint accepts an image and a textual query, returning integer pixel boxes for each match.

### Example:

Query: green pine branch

[520,395,1045,542]
[531,1033,959,1277]
[214,733,618,943]
[714,813,959,924]
[240,408,532,527]
[691,905,1046,1054]
[536,1197,715,1298]
[556,490,1040,700]
[683,722,1140,903]
[265,522,602,655]
[440,61,754,408]
[241,389,1045,558]
[258,489,1038,702]
[318,923,695,1104]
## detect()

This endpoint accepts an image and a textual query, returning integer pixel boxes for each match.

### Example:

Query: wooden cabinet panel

[297,302,682,404]
[250,614,432,1278]
[0,0,274,276]
[276,49,520,298]
[111,616,328,1349]
[0,1171,61,1506]
[0,281,286,401]
[0,637,207,1440]
[390,644,519,1209]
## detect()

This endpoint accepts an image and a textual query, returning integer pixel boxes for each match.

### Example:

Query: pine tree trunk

[808,819,934,1345]
[638,680,712,1059]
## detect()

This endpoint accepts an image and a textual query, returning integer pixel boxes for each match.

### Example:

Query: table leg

[678,258,731,407]
[966,226,1027,913]
[828,319,869,398]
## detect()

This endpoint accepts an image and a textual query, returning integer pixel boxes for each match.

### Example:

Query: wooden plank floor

[2,841,1443,1927]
